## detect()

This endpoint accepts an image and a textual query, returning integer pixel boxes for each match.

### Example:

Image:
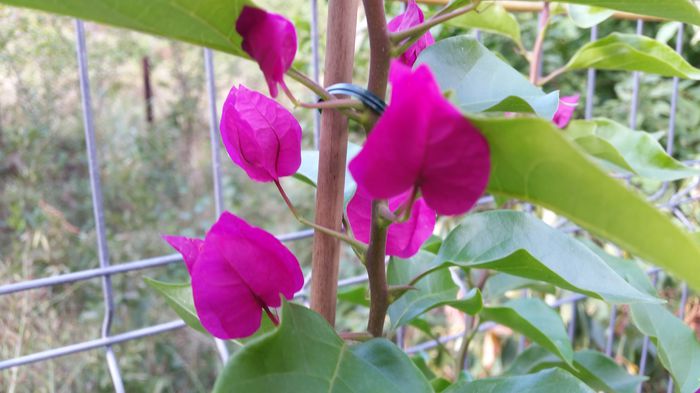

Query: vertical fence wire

[637,272,659,393]
[584,25,598,120]
[74,19,125,393]
[629,20,644,130]
[667,23,685,157]
[203,47,232,363]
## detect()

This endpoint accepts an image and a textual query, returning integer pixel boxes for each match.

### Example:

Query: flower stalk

[274,180,367,251]
[389,1,480,44]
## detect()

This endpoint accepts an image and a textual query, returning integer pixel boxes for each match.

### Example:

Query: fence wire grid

[0,2,698,393]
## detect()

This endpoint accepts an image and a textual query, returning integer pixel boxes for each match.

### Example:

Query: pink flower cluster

[164,3,491,340]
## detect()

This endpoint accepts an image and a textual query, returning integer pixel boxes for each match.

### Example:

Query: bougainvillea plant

[7,0,700,391]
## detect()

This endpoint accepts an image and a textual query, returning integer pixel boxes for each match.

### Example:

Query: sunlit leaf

[568,5,615,28]
[417,36,559,118]
[471,116,700,292]
[522,0,700,26]
[0,0,252,55]
[144,278,208,335]
[566,119,699,181]
[630,303,700,393]
[506,346,647,393]
[447,3,522,47]
[432,211,660,304]
[388,251,482,329]
[565,33,700,79]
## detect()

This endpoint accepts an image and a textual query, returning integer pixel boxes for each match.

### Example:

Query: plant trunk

[310,0,359,325]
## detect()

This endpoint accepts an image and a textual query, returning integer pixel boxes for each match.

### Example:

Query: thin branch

[456,317,480,372]
[529,1,550,84]
[390,1,480,44]
[287,67,331,100]
[275,180,367,250]
[366,201,390,337]
[287,68,366,123]
[538,66,568,86]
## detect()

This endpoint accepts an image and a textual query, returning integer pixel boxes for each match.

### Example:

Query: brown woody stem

[310,0,360,326]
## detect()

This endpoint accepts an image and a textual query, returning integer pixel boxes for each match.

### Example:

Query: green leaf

[566,119,700,181]
[293,143,362,203]
[581,240,658,296]
[0,0,251,56]
[483,273,556,301]
[143,278,208,335]
[388,252,483,329]
[480,298,574,365]
[411,355,436,380]
[444,368,595,393]
[568,5,615,28]
[522,0,700,26]
[416,36,559,119]
[144,277,275,343]
[471,116,700,292]
[439,0,475,15]
[565,33,700,79]
[630,303,700,393]
[432,378,452,392]
[337,285,370,307]
[447,3,523,47]
[506,346,647,393]
[432,210,660,304]
[213,301,433,393]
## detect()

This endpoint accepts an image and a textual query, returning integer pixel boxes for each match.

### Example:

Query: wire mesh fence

[0,2,697,392]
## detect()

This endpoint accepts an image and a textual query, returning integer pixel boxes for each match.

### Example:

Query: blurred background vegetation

[1,1,699,392]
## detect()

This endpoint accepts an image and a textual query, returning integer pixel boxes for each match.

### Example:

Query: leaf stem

[274,180,367,250]
[280,81,300,107]
[395,186,419,222]
[287,67,331,100]
[263,305,280,326]
[538,66,568,86]
[456,317,480,372]
[287,67,365,123]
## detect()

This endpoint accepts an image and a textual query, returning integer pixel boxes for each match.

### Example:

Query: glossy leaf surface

[433,211,660,304]
[566,119,699,181]
[213,301,432,393]
[417,36,559,118]
[565,33,700,79]
[444,368,594,393]
[0,0,252,55]
[472,117,700,291]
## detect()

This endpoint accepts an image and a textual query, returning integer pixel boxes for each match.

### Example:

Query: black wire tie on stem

[322,83,387,115]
